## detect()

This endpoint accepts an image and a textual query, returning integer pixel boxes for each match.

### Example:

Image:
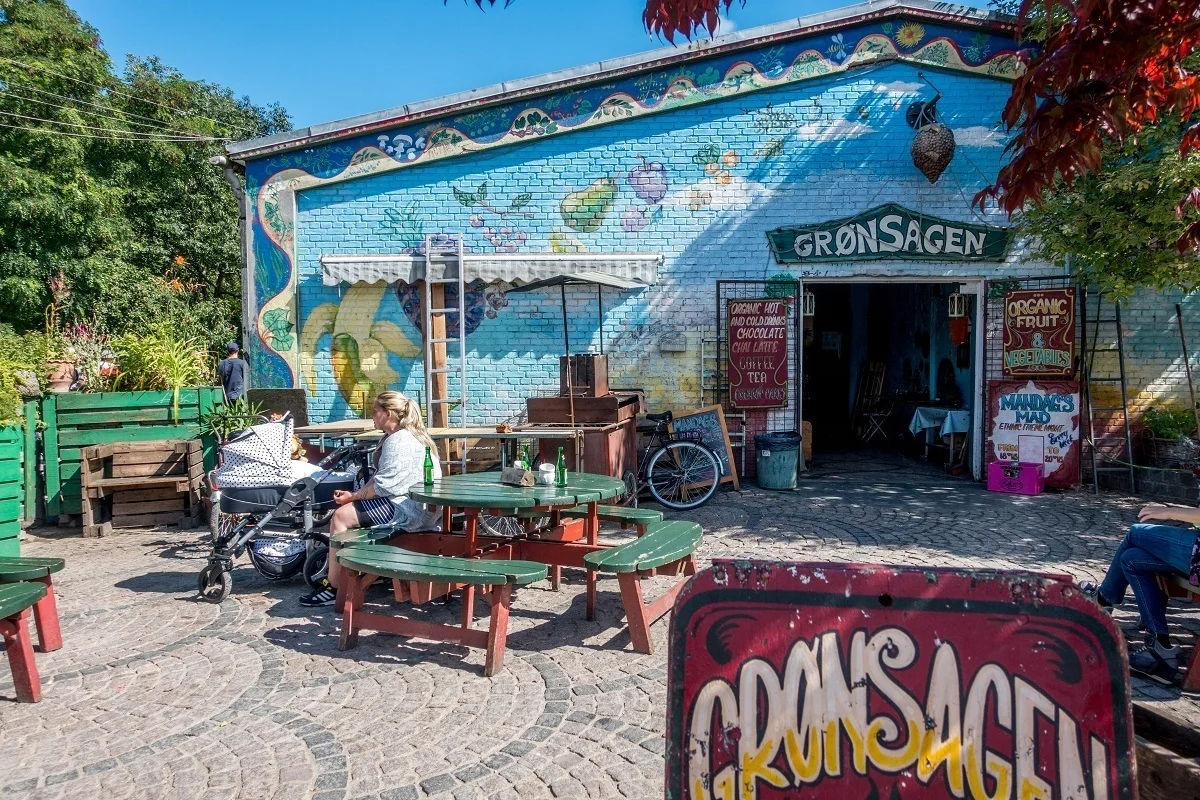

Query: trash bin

[755,431,802,491]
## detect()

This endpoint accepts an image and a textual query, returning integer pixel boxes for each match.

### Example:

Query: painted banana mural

[301,284,420,417]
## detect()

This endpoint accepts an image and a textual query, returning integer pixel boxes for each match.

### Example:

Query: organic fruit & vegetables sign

[665,561,1135,800]
[1002,288,1076,378]
[767,204,1012,263]
[727,299,788,409]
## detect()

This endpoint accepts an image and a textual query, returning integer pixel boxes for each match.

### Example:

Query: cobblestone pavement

[1,452,1196,799]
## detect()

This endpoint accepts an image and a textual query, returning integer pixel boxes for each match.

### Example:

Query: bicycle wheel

[646,441,721,510]
[479,513,546,538]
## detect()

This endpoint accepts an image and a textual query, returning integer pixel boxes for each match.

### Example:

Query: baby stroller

[197,415,371,603]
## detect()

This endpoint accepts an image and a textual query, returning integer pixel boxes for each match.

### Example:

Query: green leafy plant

[200,397,267,443]
[112,326,213,421]
[0,327,52,427]
[1142,406,1198,440]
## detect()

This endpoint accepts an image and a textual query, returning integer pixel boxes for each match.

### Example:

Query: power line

[1,89,197,138]
[0,119,220,142]
[0,111,226,141]
[1,77,201,136]
[0,55,255,137]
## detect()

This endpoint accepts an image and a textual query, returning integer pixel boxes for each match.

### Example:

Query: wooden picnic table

[405,471,626,619]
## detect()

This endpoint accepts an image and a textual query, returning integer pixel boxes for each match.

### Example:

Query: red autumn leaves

[972,0,1200,252]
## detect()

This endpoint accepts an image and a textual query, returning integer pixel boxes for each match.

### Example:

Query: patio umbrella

[506,271,648,425]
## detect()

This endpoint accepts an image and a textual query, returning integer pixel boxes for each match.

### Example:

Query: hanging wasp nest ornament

[907,95,955,183]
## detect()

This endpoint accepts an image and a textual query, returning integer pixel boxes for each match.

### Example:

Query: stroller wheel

[197,564,232,603]
[303,545,329,590]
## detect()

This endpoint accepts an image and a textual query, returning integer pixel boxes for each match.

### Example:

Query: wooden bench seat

[0,557,64,654]
[0,582,48,702]
[80,440,204,535]
[1158,573,1200,692]
[561,504,664,535]
[335,544,548,676]
[583,520,702,654]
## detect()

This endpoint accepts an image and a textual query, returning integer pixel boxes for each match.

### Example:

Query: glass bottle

[555,447,567,487]
[423,446,435,485]
[517,444,529,471]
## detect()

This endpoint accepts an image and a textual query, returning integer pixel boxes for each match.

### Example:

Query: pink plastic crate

[987,460,1045,495]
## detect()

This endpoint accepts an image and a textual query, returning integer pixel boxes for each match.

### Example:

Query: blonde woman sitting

[300,391,441,607]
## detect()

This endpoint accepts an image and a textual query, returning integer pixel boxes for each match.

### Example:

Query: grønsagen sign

[665,561,1134,800]
[767,205,1013,264]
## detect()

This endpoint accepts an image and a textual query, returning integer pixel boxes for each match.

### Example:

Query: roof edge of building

[228,0,1015,162]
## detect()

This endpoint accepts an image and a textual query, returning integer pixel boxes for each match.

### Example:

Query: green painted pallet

[42,388,222,518]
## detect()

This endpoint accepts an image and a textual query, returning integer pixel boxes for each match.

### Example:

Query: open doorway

[802,282,977,469]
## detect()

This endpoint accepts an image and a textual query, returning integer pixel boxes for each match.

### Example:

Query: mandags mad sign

[665,561,1134,800]
[767,204,1012,263]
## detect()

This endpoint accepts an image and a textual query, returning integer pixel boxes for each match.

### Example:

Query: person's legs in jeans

[1111,524,1196,683]
[1097,524,1195,607]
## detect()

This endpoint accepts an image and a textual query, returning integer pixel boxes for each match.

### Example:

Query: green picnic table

[335,471,702,668]
[406,471,625,619]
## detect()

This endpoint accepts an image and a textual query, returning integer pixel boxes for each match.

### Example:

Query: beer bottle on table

[555,447,567,487]
[423,446,435,485]
[517,445,529,471]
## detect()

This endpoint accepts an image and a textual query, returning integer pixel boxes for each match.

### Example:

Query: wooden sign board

[988,379,1081,489]
[727,299,789,409]
[671,406,739,490]
[1002,288,1076,377]
[666,561,1134,800]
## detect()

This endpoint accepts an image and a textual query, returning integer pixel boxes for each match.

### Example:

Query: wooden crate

[79,439,204,536]
[42,388,221,519]
[559,355,609,398]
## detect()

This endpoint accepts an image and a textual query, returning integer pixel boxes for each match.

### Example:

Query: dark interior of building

[802,282,975,462]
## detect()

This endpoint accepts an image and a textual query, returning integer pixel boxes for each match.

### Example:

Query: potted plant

[1142,406,1200,469]
[42,273,76,393]
[111,325,212,421]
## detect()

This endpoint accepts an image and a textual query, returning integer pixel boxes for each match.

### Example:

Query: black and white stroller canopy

[215,417,295,488]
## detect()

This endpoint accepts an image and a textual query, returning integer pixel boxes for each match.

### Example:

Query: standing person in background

[217,342,249,403]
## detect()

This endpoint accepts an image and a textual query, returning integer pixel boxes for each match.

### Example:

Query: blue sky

[70,0,988,131]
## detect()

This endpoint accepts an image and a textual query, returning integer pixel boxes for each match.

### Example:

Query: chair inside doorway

[803,282,975,468]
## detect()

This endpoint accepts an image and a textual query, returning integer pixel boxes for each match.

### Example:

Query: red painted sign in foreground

[666,561,1133,800]
[728,299,789,409]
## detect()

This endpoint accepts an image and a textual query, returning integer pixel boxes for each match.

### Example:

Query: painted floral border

[244,18,1022,387]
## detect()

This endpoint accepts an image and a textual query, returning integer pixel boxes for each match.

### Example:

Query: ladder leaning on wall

[1080,287,1136,494]
[422,233,469,472]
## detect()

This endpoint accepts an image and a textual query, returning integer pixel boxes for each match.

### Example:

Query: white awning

[319,252,662,287]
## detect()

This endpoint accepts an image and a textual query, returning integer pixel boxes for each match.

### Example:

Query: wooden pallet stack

[79,440,204,537]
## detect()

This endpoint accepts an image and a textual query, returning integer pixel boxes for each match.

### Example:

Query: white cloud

[715,15,737,34]
[871,80,923,95]
[952,125,1006,147]
[794,119,875,142]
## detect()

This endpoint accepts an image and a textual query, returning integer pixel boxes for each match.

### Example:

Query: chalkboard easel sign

[670,405,740,490]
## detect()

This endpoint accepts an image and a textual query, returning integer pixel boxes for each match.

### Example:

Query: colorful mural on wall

[241,12,1023,396]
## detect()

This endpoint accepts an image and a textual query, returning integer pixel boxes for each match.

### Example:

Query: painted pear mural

[301,284,420,417]
[560,177,617,233]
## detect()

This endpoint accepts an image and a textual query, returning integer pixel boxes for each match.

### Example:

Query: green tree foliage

[1020,118,1200,297]
[0,0,289,349]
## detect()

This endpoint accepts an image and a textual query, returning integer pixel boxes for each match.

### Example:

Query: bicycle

[629,411,722,511]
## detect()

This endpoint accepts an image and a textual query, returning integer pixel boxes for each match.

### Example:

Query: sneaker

[1128,636,1182,686]
[300,580,337,608]
[1077,581,1114,613]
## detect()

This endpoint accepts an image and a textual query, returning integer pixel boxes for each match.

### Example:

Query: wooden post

[41,396,59,520]
[22,402,36,525]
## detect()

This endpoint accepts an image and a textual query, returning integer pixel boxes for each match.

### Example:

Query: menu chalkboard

[727,298,789,409]
[671,405,739,490]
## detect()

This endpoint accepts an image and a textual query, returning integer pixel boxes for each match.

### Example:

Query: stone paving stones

[0,453,1196,798]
